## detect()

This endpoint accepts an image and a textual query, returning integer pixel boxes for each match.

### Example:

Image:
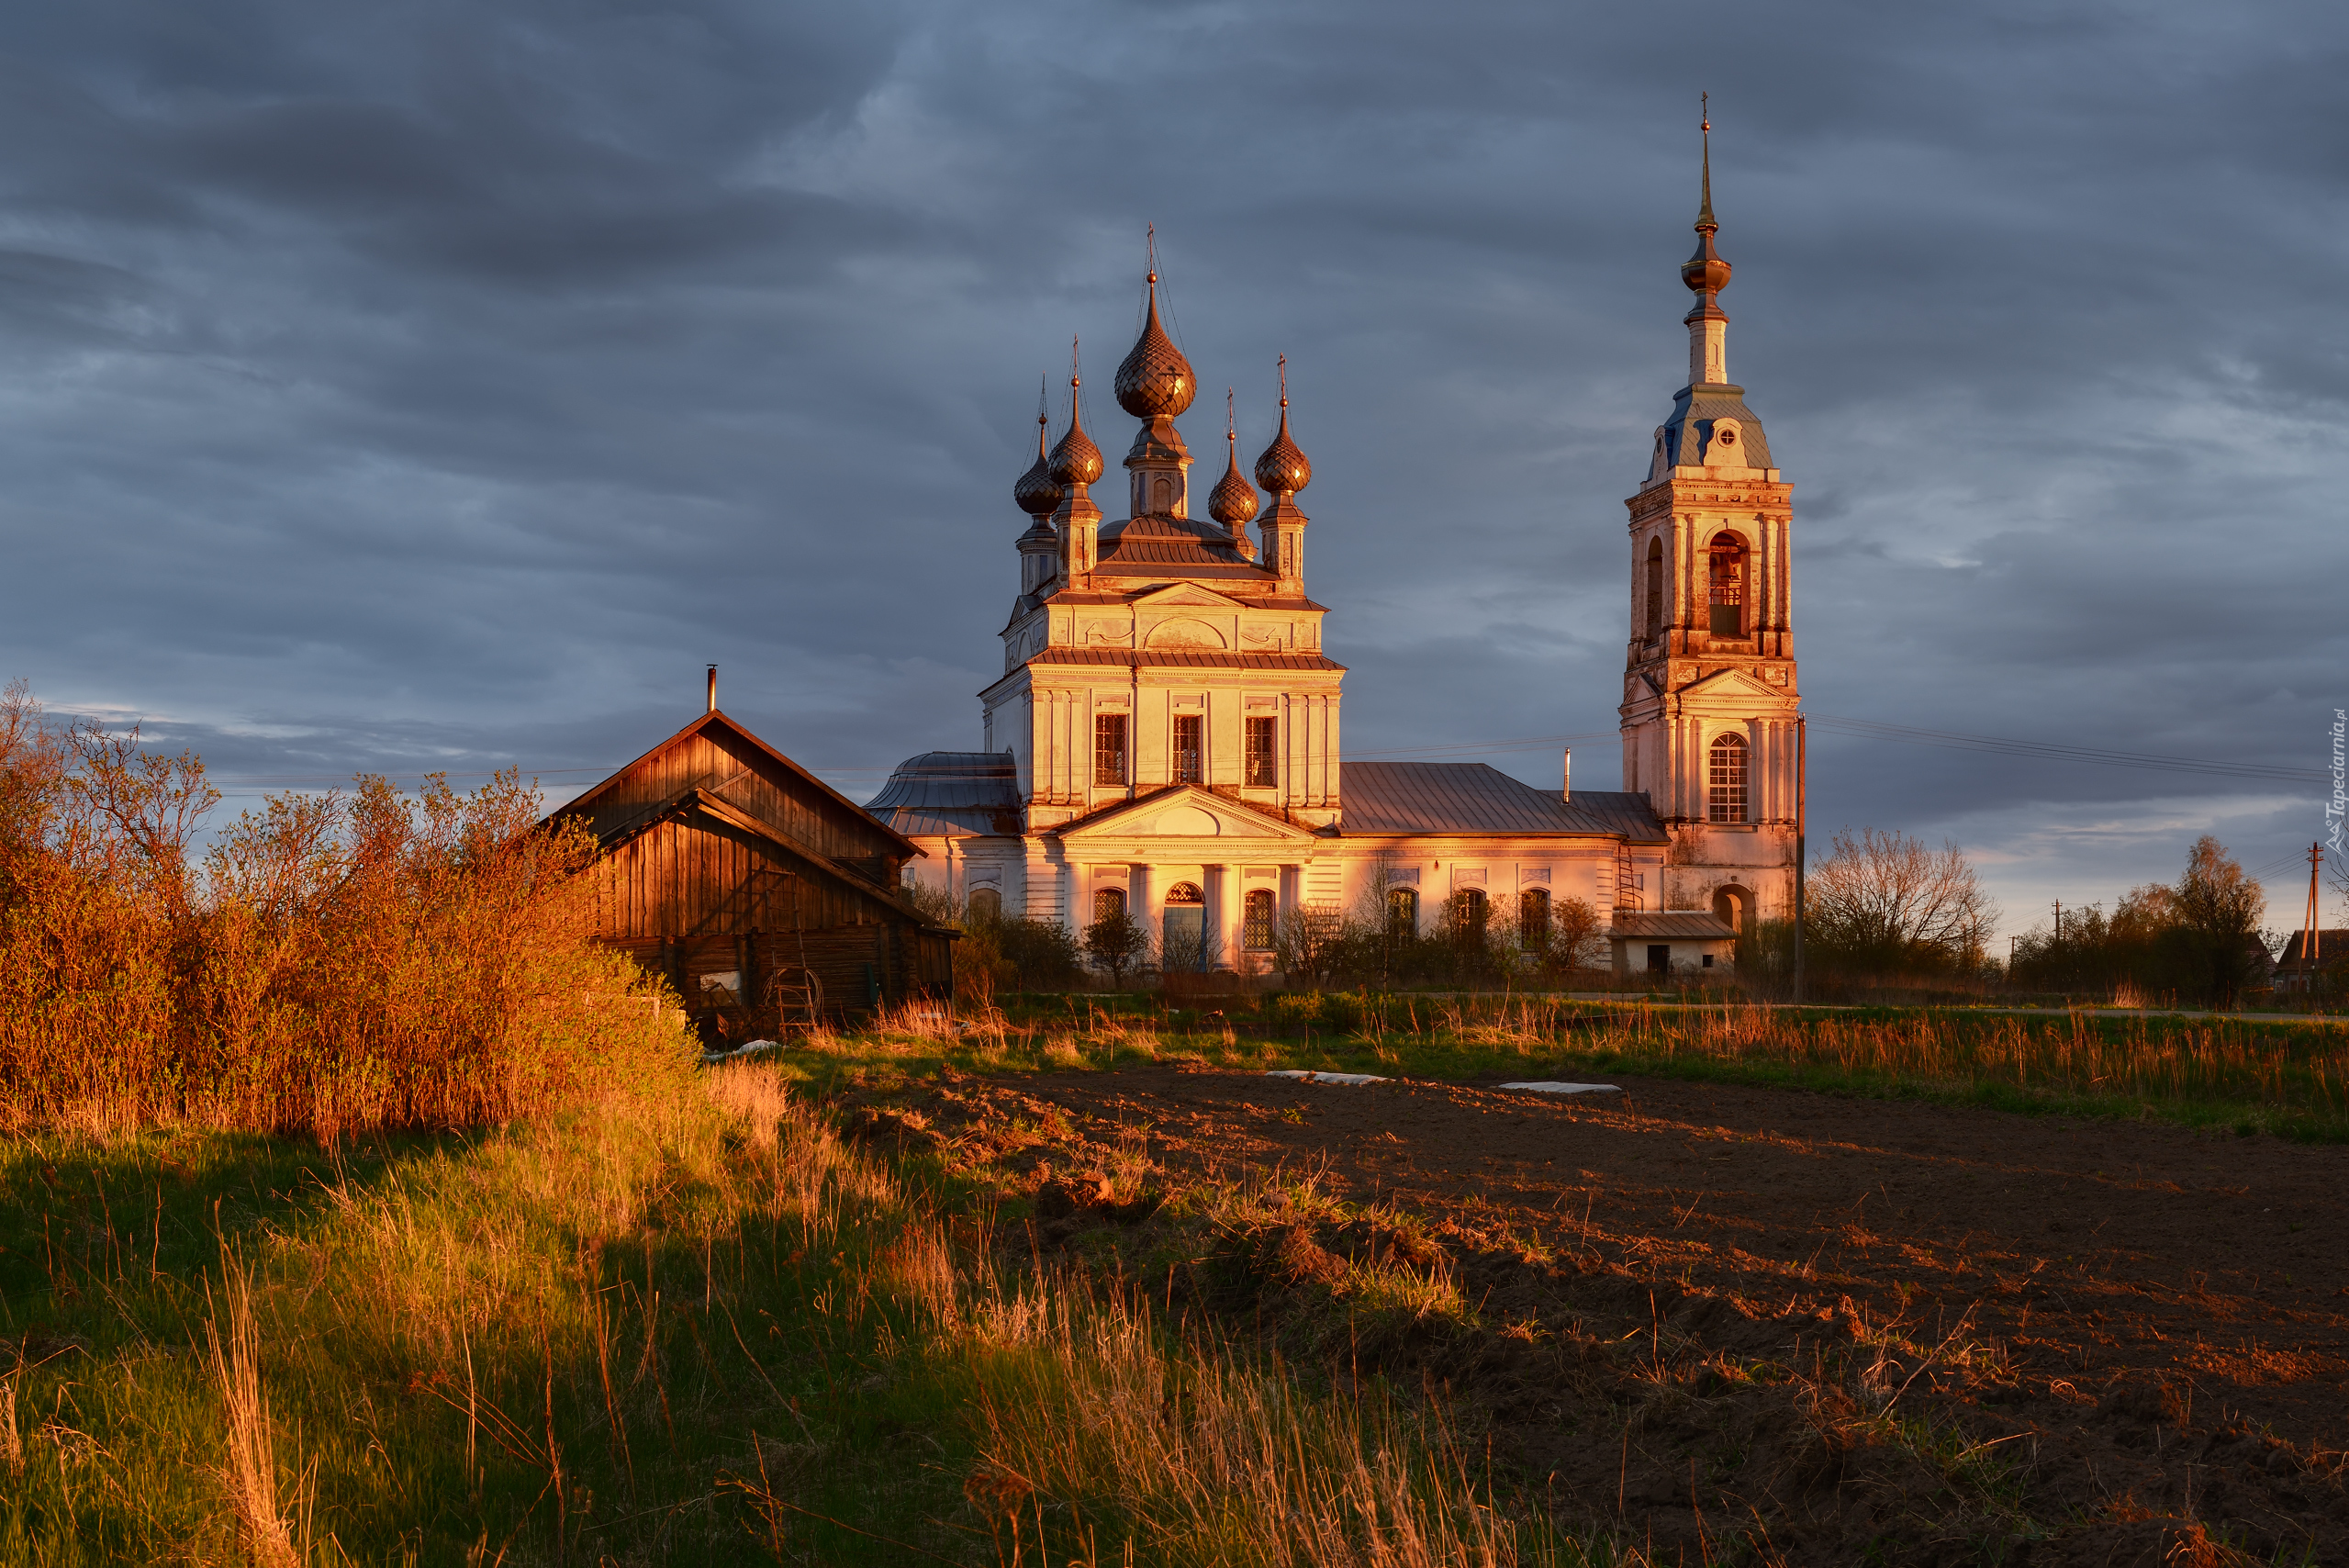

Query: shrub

[0,684,689,1135]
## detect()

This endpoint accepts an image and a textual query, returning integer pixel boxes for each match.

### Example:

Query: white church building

[871,142,1800,977]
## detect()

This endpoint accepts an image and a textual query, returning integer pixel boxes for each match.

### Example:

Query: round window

[1716,428,1737,447]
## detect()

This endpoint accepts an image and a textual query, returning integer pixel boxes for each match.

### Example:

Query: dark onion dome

[1209,435,1258,529]
[1113,273,1196,419]
[1046,375,1103,487]
[1253,363,1311,494]
[1013,409,1062,520]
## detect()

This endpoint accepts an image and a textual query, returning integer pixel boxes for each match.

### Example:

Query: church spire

[1680,95,1733,388]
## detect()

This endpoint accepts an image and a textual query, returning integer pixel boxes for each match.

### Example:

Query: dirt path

[888,1063,2349,1564]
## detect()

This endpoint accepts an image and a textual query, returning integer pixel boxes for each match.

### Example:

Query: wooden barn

[551,696,952,1033]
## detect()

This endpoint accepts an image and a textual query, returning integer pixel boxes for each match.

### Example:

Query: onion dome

[1680,105,1732,299]
[1253,358,1311,494]
[1209,400,1258,530]
[1113,271,1196,419]
[1047,371,1103,487]
[1012,399,1063,520]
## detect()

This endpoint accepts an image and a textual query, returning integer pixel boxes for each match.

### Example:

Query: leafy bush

[0,683,689,1135]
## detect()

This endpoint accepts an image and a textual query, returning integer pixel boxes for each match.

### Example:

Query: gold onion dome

[1681,106,1732,298]
[1253,362,1311,494]
[1046,375,1103,487]
[1113,273,1196,418]
[1012,406,1063,520]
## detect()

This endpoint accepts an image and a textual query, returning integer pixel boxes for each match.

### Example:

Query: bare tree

[1807,827,1997,975]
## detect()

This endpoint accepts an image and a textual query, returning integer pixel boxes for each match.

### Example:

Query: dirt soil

[856,1063,2349,1566]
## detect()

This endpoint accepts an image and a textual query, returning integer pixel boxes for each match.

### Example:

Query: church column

[1207,864,1239,970]
[1129,861,1153,936]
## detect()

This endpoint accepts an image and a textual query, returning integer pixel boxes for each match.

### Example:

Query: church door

[1162,882,1208,972]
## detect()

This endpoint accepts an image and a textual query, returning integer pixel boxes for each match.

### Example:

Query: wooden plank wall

[574,725,905,872]
[607,926,951,1019]
[593,817,887,940]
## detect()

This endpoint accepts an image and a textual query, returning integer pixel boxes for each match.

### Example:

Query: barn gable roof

[554,709,923,861]
[596,784,916,918]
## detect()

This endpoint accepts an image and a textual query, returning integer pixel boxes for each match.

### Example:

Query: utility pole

[2300,841,2324,988]
[1792,715,1807,1005]
[2053,900,2063,942]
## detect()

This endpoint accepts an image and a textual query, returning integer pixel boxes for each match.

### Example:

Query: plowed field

[878,1063,2349,1565]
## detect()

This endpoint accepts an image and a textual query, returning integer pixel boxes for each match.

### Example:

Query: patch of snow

[1267,1070,1388,1085]
[1498,1081,1621,1095]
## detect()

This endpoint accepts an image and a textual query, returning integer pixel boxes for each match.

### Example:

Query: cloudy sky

[2,0,2343,937]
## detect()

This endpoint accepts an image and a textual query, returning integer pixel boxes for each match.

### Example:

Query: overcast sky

[3,0,2343,938]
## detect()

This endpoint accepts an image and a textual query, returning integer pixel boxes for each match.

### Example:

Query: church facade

[872,144,1799,976]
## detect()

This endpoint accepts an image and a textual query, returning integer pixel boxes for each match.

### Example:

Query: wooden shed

[551,706,952,1031]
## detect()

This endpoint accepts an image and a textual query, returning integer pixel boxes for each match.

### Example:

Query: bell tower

[1618,103,1801,929]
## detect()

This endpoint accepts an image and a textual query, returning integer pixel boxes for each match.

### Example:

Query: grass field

[10,991,2347,1563]
[1,1058,1592,1565]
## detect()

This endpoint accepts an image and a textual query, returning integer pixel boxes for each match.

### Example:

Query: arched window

[1387,886,1418,938]
[1711,886,1748,933]
[1091,886,1127,924]
[1707,534,1747,637]
[1519,888,1550,951]
[1644,537,1664,642]
[1706,733,1748,823]
[967,887,1001,923]
[1242,889,1275,951]
[1152,476,1173,514]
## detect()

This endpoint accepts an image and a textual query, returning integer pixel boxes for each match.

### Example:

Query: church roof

[1339,762,1666,840]
[1028,647,1345,671]
[1094,513,1270,578]
[865,750,1021,837]
[1659,381,1773,469]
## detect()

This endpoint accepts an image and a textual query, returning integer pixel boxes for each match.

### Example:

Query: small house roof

[2276,929,2349,966]
[1609,912,1737,940]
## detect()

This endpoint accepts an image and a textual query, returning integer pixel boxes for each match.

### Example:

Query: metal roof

[1660,381,1773,470]
[1339,762,1666,840]
[1095,515,1269,577]
[1027,648,1346,671]
[865,751,1020,837]
[1609,913,1737,939]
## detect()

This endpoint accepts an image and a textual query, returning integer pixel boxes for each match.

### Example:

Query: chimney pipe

[1561,747,1572,803]
[706,665,717,714]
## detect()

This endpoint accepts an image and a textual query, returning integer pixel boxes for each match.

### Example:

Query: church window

[1645,538,1664,641]
[1153,476,1173,514]
[1450,887,1488,940]
[1707,535,1746,636]
[1243,890,1275,951]
[1245,716,1278,787]
[1094,713,1128,785]
[1091,886,1126,924]
[1387,886,1417,937]
[1172,714,1202,783]
[1707,733,1748,823]
[1519,888,1550,951]
[968,887,1001,922]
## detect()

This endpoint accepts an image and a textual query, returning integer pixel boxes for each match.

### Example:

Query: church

[871,139,1801,977]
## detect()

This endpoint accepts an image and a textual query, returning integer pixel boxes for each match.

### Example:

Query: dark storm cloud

[1,0,2343,932]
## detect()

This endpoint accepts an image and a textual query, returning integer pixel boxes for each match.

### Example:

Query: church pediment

[1675,666,1796,711]
[1054,786,1318,844]
[1130,582,1246,610]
